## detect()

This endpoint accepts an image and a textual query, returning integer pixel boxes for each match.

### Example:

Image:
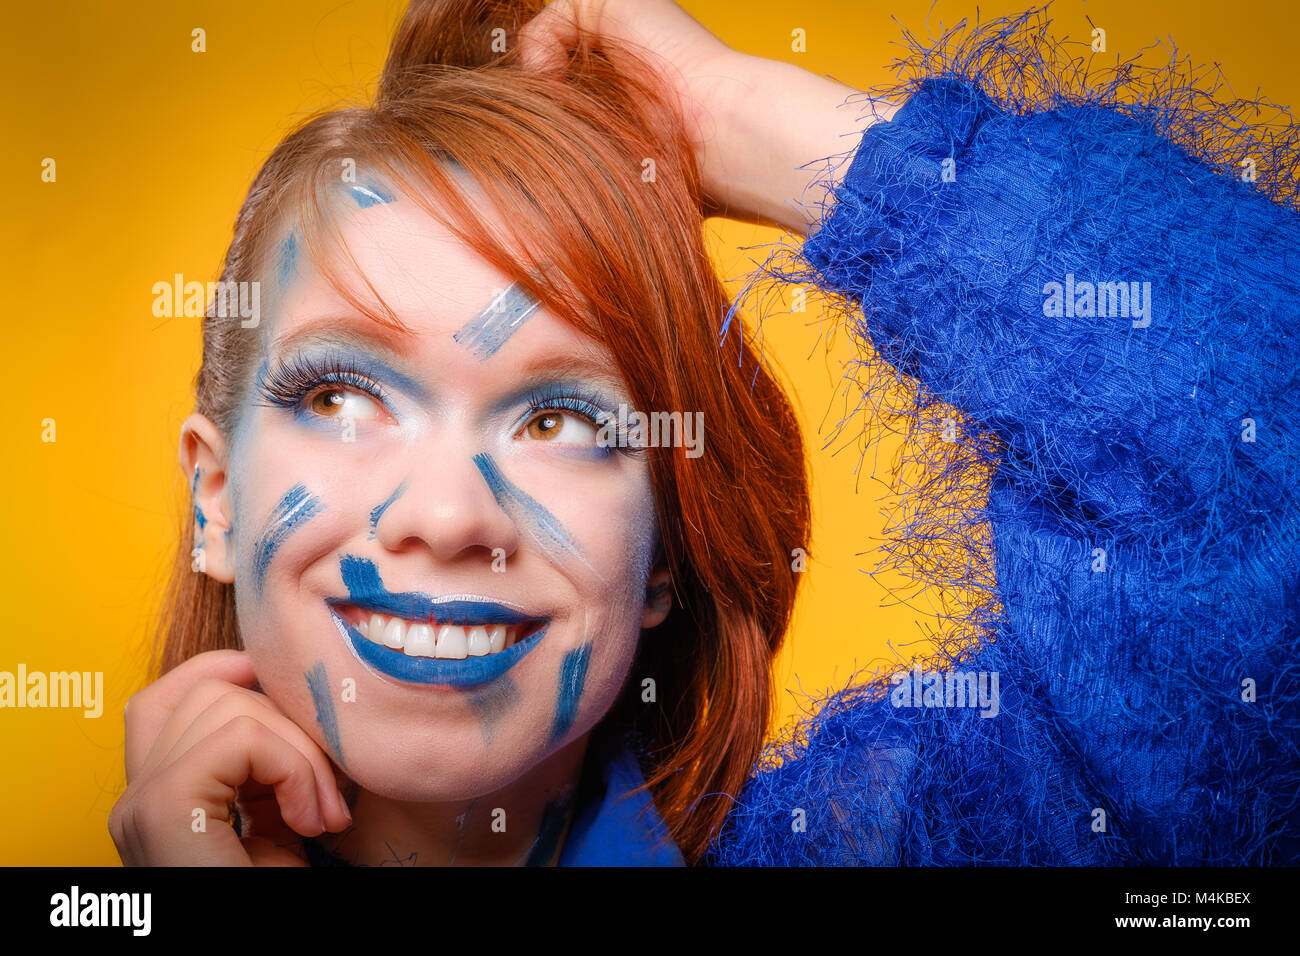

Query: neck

[312,733,591,866]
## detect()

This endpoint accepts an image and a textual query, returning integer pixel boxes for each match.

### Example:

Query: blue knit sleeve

[706,74,1300,865]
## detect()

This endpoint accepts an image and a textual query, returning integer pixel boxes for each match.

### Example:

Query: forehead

[265,192,609,376]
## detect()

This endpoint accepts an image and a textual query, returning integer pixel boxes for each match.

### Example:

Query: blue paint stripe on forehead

[349,182,395,208]
[453,284,543,359]
[471,452,591,570]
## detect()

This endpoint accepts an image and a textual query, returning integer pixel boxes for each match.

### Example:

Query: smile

[326,600,549,687]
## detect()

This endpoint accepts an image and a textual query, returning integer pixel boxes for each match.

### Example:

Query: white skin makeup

[183,184,670,865]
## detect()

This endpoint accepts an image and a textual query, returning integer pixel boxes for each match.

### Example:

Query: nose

[371,445,520,566]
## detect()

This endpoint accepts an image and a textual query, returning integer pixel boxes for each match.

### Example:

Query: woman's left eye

[304,385,385,420]
[520,410,601,445]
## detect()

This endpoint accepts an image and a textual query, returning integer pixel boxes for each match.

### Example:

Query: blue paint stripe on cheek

[549,642,592,743]
[453,284,542,359]
[251,484,323,595]
[305,659,346,768]
[471,452,589,568]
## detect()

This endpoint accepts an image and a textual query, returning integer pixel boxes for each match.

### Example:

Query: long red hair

[156,0,810,864]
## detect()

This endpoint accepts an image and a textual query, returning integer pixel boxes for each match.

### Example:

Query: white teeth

[467,626,490,657]
[436,625,469,659]
[349,612,529,658]
[405,623,437,658]
[381,617,406,649]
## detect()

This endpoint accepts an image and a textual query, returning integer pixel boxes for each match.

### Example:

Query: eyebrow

[268,321,430,400]
[485,355,632,419]
[268,320,630,410]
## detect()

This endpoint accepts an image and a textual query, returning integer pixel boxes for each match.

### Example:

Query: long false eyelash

[521,384,616,430]
[257,353,388,411]
[521,383,646,459]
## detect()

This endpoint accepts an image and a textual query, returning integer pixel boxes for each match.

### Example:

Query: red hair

[157,0,810,864]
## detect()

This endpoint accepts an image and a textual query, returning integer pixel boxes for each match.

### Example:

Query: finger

[135,675,267,783]
[155,688,352,833]
[169,713,329,840]
[125,650,257,780]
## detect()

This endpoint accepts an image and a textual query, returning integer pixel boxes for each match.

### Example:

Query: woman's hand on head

[109,650,353,866]
[519,0,889,234]
[519,0,750,217]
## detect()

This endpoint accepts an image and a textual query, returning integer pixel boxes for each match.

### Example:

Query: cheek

[534,466,658,740]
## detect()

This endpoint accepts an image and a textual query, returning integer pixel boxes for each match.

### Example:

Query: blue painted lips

[329,608,548,687]
[330,555,549,687]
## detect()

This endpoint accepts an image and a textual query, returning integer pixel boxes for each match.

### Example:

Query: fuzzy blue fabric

[705,10,1300,865]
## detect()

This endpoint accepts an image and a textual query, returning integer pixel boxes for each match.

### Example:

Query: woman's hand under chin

[519,0,895,235]
[109,650,353,866]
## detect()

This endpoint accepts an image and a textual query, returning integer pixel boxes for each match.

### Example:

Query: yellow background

[2,0,1294,864]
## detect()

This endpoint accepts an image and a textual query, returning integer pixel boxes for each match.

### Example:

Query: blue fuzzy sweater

[705,39,1300,865]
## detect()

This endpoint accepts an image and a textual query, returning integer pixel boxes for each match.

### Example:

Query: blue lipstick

[329,611,548,687]
[334,554,538,624]
[329,555,549,687]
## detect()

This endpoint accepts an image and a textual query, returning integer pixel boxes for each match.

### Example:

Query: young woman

[110,0,1299,866]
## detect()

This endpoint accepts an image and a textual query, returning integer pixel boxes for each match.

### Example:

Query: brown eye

[526,413,564,440]
[309,388,349,417]
[519,410,601,446]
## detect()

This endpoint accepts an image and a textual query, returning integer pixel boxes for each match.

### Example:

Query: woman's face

[193,184,665,802]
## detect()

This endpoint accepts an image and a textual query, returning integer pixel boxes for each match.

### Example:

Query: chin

[338,725,558,804]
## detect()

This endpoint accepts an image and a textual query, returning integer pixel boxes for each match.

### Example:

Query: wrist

[703,53,894,234]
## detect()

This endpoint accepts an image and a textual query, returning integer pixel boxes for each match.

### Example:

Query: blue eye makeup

[514,381,640,459]
[256,349,398,425]
[254,347,639,458]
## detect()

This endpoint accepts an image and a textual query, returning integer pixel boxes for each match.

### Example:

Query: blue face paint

[468,678,520,744]
[336,555,539,624]
[472,452,596,573]
[305,659,346,768]
[331,555,549,687]
[278,232,298,287]
[548,642,592,743]
[251,484,323,595]
[258,343,432,413]
[330,612,547,689]
[368,480,408,539]
[191,467,207,533]
[453,284,542,359]
[348,181,395,208]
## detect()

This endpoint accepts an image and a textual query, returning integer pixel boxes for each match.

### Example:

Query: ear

[642,563,673,629]
[180,413,236,584]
